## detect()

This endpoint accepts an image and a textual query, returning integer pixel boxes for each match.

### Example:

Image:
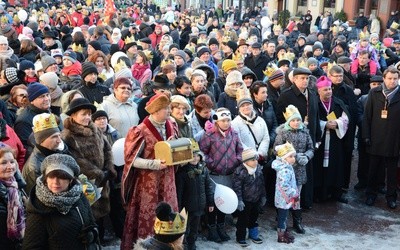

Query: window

[324,0,336,8]
[298,0,307,7]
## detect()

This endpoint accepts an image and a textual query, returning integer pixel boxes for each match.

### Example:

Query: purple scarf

[0,176,25,240]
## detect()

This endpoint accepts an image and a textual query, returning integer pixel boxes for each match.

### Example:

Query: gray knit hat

[307,57,318,67]
[242,148,258,162]
[40,51,56,71]
[41,154,80,178]
[174,50,187,63]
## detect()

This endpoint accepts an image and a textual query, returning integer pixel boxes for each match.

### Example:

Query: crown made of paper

[0,16,8,24]
[198,37,208,45]
[232,53,244,62]
[154,208,188,235]
[190,139,200,152]
[125,35,136,45]
[143,49,154,61]
[297,58,307,69]
[114,60,128,73]
[160,58,175,68]
[33,113,58,133]
[71,43,83,53]
[236,86,251,101]
[276,141,296,158]
[390,21,399,30]
[283,104,301,121]
[327,61,336,72]
[263,62,278,77]
[279,52,295,63]
[273,24,282,32]
[222,35,230,43]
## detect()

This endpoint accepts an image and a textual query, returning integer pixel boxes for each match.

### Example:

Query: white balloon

[214,184,238,214]
[112,138,125,166]
[18,10,28,22]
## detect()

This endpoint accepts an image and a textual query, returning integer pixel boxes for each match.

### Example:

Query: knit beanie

[51,49,63,58]
[0,35,8,45]
[4,67,21,84]
[19,60,35,71]
[312,42,323,52]
[88,40,101,51]
[222,59,238,74]
[226,70,244,86]
[27,21,39,32]
[60,25,71,35]
[169,43,179,52]
[92,110,109,121]
[242,148,258,162]
[41,154,80,179]
[268,68,284,82]
[63,50,77,63]
[40,51,56,71]
[39,72,59,89]
[32,113,60,145]
[307,57,318,67]
[236,87,253,108]
[114,67,133,80]
[174,50,187,63]
[196,46,210,57]
[170,95,190,110]
[81,62,98,79]
[27,82,49,102]
[145,94,170,114]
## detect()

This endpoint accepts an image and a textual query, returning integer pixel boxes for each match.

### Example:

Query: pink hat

[316,76,332,89]
[383,38,394,48]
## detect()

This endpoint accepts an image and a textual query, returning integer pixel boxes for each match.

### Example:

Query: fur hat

[19,60,35,71]
[81,62,98,79]
[222,59,238,74]
[316,75,332,89]
[275,142,296,160]
[66,98,96,116]
[40,72,59,89]
[27,82,49,102]
[32,113,60,145]
[213,107,231,121]
[40,52,56,71]
[41,154,80,178]
[242,148,258,162]
[145,94,170,114]
[226,70,244,86]
[170,95,190,110]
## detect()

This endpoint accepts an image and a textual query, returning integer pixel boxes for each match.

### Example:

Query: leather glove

[260,197,267,207]
[296,154,309,165]
[205,120,214,133]
[237,201,245,211]
[364,138,371,146]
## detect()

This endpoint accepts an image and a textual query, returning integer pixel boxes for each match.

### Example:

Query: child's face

[245,158,258,168]
[217,118,231,131]
[360,40,369,47]
[55,56,62,65]
[285,153,296,165]
[371,37,379,45]
[24,68,36,77]
[308,64,317,71]
[289,118,302,130]
[190,153,201,165]
[63,58,73,67]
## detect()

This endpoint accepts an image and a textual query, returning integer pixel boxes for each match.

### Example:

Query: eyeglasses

[118,86,132,91]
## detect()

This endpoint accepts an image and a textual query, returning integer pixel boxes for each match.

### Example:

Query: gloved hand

[296,154,309,165]
[364,138,371,146]
[237,201,245,211]
[260,197,267,207]
[205,120,214,133]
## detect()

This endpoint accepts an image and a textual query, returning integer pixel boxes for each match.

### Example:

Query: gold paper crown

[71,43,83,53]
[222,35,230,43]
[327,61,336,72]
[236,86,251,101]
[0,16,8,24]
[279,52,295,63]
[160,59,175,69]
[154,208,188,235]
[390,21,399,30]
[331,26,338,33]
[125,36,136,45]
[273,24,282,32]
[190,139,200,152]
[283,104,301,121]
[32,113,58,133]
[275,141,296,158]
[143,49,154,61]
[232,53,244,62]
[114,60,127,73]
[263,62,278,77]
[297,58,307,69]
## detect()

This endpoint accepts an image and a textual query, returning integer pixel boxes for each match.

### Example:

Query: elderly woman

[62,98,116,242]
[0,146,26,249]
[170,95,193,138]
[6,84,28,125]
[102,77,139,137]
[188,94,215,141]
[23,154,100,250]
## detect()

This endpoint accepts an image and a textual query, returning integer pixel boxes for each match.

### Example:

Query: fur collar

[63,117,97,137]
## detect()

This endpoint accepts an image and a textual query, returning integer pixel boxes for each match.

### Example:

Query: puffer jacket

[232,163,266,203]
[175,161,214,215]
[272,158,299,209]
[23,190,98,250]
[199,126,243,175]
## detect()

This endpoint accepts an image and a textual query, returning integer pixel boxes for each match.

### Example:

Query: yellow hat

[154,202,187,237]
[390,21,399,30]
[275,142,296,159]
[32,113,60,144]
[222,59,238,73]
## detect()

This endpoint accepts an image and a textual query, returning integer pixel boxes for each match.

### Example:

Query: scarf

[35,177,82,215]
[382,84,399,104]
[0,177,25,240]
[25,75,39,84]
[243,163,257,177]
[50,86,63,102]
[195,111,211,130]
[0,47,14,59]
[239,111,257,124]
[132,63,150,80]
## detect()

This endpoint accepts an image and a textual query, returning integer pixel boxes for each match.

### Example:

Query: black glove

[364,138,371,146]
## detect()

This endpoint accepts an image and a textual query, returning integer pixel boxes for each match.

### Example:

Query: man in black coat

[328,65,358,190]
[363,67,400,209]
[244,42,269,81]
[276,67,321,209]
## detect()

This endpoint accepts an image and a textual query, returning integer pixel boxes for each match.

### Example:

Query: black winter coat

[276,84,321,144]
[175,162,214,215]
[244,53,269,81]
[74,81,111,104]
[61,34,73,51]
[23,190,98,250]
[232,164,266,203]
[253,99,278,146]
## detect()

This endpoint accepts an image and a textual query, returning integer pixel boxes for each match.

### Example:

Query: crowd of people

[0,0,400,249]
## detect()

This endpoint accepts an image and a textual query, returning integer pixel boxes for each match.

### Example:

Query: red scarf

[131,63,150,80]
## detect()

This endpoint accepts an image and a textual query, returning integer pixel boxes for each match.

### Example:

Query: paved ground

[104,152,400,249]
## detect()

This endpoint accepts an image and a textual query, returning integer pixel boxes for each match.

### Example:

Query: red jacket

[2,125,26,170]
[148,32,163,49]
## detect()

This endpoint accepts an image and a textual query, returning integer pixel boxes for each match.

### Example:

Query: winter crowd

[0,0,400,249]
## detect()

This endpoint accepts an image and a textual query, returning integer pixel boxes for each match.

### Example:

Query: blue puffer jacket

[232,163,266,203]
